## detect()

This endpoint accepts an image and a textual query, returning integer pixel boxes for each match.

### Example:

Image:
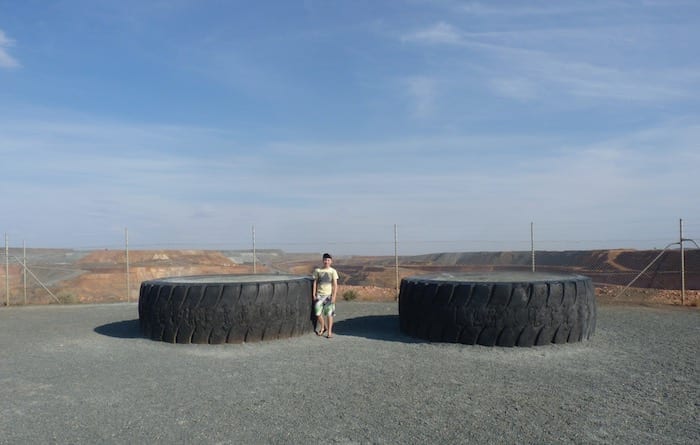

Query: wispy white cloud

[401,21,699,103]
[1,1,698,253]
[3,111,696,252]
[401,21,462,45]
[494,47,693,102]
[456,1,621,17]
[0,29,20,69]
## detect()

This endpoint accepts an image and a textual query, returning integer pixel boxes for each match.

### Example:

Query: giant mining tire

[399,272,596,347]
[138,274,313,344]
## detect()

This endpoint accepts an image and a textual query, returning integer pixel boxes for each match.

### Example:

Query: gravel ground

[0,302,698,444]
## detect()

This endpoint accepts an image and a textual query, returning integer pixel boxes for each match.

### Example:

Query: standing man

[312,253,339,338]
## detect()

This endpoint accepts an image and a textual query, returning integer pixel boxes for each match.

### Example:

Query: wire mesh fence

[2,219,699,307]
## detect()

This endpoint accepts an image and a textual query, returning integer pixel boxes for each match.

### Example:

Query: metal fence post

[125,228,130,303]
[531,222,535,272]
[680,219,685,306]
[5,233,9,307]
[252,225,257,274]
[23,240,27,304]
[394,224,399,300]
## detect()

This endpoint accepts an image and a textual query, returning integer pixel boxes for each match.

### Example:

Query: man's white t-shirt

[313,267,339,296]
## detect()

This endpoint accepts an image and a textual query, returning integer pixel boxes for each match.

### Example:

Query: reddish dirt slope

[2,248,697,306]
[310,249,700,307]
[3,250,263,305]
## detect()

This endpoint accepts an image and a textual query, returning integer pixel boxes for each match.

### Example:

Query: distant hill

[332,249,700,290]
[1,248,697,305]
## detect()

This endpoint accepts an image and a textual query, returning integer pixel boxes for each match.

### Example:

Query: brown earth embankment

[1,248,697,306]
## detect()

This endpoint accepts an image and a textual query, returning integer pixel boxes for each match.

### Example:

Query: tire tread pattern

[138,276,314,344]
[398,275,596,347]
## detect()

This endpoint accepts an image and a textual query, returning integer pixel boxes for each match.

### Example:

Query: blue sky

[1,0,698,255]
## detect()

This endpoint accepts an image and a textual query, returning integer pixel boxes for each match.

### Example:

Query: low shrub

[342,290,358,301]
[57,293,78,304]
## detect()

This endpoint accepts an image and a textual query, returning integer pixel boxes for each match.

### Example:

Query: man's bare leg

[316,316,326,335]
[326,316,333,338]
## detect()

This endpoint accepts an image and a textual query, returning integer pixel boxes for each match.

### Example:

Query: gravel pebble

[0,302,698,444]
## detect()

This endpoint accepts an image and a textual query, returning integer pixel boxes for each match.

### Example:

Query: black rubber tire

[398,272,596,347]
[138,274,313,344]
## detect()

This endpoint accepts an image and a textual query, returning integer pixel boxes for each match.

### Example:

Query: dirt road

[0,302,698,444]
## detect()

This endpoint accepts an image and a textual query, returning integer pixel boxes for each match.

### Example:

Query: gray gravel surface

[1,302,698,444]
